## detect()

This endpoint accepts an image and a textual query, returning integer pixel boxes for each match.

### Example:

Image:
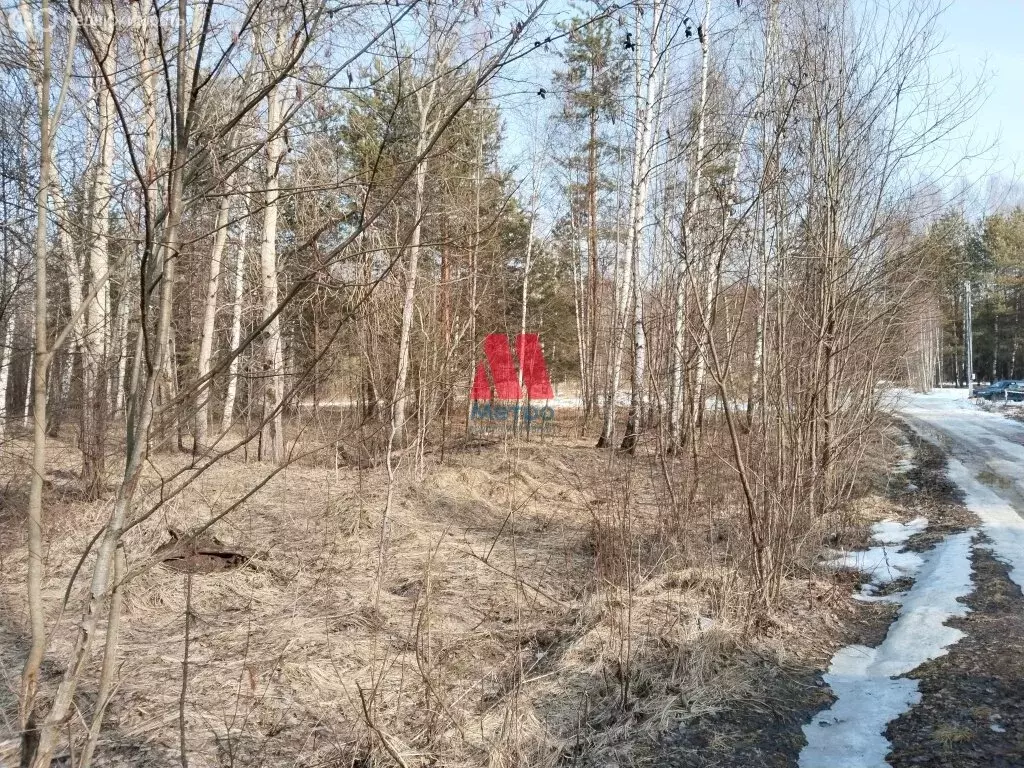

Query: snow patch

[825,518,928,597]
[800,530,975,768]
[901,388,1024,591]
[946,458,1024,590]
[874,518,928,546]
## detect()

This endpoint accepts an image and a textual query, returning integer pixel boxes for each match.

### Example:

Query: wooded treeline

[0,0,971,764]
[922,207,1024,386]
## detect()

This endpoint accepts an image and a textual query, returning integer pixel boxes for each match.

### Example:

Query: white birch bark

[195,179,236,452]
[747,1,780,428]
[81,3,116,492]
[0,322,11,443]
[110,262,131,415]
[599,0,664,448]
[622,6,668,452]
[19,0,51,738]
[22,318,32,428]
[517,188,538,433]
[391,79,437,447]
[569,211,588,427]
[465,129,483,432]
[259,20,290,463]
[221,195,250,434]
[670,0,712,448]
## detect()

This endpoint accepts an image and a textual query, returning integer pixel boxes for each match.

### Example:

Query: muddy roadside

[886,430,1024,768]
[633,424,965,768]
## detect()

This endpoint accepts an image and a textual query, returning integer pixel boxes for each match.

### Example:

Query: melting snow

[825,518,928,599]
[800,529,975,768]
[946,459,1024,590]
[902,388,1024,590]
[798,386,1024,767]
[873,518,928,546]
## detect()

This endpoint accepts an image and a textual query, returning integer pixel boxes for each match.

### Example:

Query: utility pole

[965,278,974,390]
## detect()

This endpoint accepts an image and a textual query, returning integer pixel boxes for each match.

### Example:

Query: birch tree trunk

[601,0,664,449]
[19,0,51,742]
[110,257,131,415]
[585,105,600,422]
[569,210,589,433]
[465,128,482,433]
[747,0,778,430]
[684,0,715,442]
[22,324,31,429]
[81,3,116,498]
[747,200,770,428]
[392,81,436,448]
[621,7,667,452]
[0,322,12,444]
[259,22,289,464]
[518,190,537,434]
[992,314,999,381]
[669,15,712,447]
[195,177,236,452]
[221,193,250,434]
[46,179,84,438]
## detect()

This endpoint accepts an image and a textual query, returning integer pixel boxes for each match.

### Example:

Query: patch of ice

[946,459,1024,590]
[852,586,906,604]
[825,518,928,590]
[828,547,923,591]
[901,389,1024,590]
[873,518,927,546]
[800,530,976,768]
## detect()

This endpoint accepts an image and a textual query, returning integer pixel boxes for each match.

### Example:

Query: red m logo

[471,333,554,401]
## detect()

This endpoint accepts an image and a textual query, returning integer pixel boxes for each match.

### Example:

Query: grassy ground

[0,422,910,767]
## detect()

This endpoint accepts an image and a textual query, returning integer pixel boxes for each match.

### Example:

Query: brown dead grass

[0,423,897,767]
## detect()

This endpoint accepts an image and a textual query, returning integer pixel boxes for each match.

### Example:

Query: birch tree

[258,13,292,464]
[598,0,665,449]
[668,0,712,449]
[390,13,455,448]
[18,0,51,740]
[80,2,115,497]
[221,191,251,434]
[194,172,237,453]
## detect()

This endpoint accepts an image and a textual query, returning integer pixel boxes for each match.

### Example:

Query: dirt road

[888,388,1024,767]
[796,388,1024,768]
[902,388,1024,587]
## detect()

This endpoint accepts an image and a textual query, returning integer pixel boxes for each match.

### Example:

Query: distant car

[971,380,1024,400]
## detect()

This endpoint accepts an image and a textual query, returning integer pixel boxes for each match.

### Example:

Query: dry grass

[0,423,897,767]
[932,724,974,749]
